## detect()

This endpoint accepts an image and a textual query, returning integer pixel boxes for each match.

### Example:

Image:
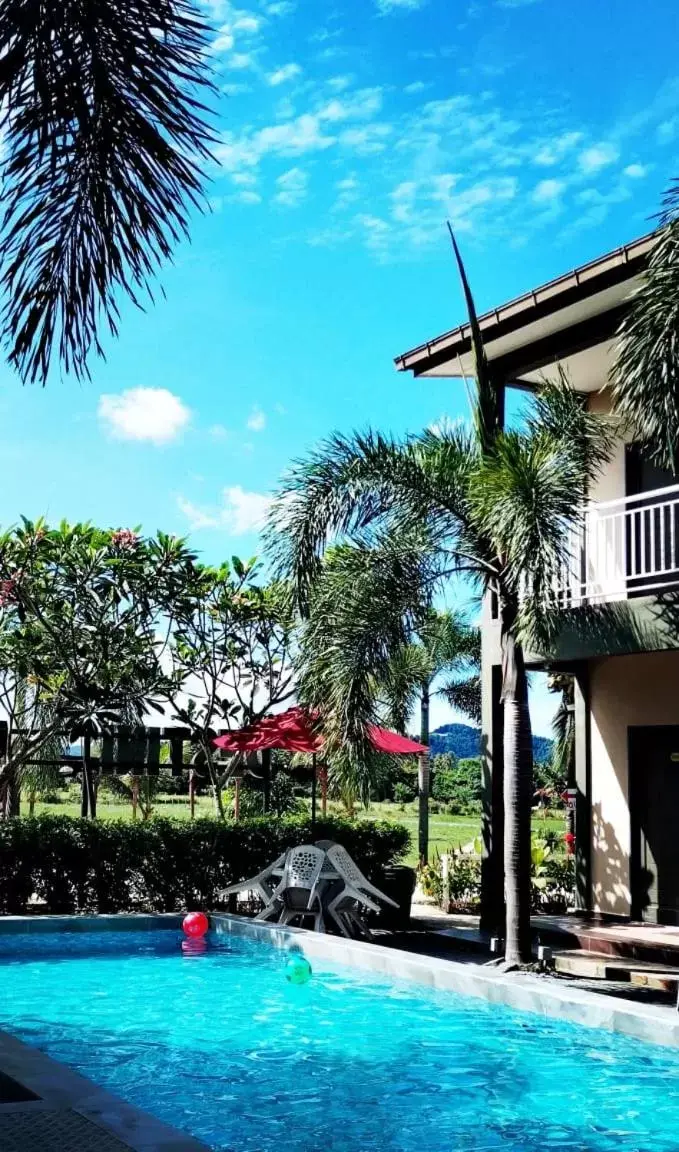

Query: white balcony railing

[556,484,679,605]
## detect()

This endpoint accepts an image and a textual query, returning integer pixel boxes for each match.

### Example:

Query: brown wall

[590,649,679,915]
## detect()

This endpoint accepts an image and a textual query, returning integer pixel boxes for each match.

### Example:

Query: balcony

[557,484,679,606]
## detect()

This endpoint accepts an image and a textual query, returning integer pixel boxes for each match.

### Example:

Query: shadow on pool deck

[379,903,679,1007]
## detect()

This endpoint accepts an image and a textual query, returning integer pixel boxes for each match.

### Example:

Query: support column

[480,661,504,932]
[573,665,592,913]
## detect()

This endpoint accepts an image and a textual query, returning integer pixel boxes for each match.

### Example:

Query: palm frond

[447,223,502,454]
[0,0,215,384]
[298,535,438,755]
[438,674,482,724]
[378,643,428,734]
[266,428,477,614]
[548,672,574,784]
[470,377,613,647]
[612,180,679,471]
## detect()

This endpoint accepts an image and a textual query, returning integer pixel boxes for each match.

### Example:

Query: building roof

[394,231,656,385]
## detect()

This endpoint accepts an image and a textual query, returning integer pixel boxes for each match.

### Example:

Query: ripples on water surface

[1,929,678,1151]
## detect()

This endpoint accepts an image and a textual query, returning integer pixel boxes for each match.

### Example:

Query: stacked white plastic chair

[272,844,327,932]
[325,843,398,938]
[218,851,287,917]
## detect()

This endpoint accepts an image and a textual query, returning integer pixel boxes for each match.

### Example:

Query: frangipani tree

[268,236,613,966]
[166,559,296,818]
[0,520,196,817]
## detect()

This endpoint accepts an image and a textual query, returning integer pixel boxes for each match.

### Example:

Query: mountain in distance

[429,723,553,764]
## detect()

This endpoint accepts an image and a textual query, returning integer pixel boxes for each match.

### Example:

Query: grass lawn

[356,802,566,867]
[29,795,566,868]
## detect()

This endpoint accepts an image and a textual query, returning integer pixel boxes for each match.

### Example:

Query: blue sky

[0,0,677,734]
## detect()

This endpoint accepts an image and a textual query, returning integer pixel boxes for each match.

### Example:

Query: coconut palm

[267,235,613,967]
[612,180,679,470]
[0,0,214,384]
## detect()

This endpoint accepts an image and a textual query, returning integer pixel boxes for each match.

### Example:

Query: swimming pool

[1,924,679,1151]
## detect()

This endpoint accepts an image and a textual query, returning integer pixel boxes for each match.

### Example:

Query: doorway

[629,725,679,924]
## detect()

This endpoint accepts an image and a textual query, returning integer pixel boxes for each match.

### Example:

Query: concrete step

[554,949,679,990]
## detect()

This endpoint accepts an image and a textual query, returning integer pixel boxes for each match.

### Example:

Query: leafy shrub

[232,775,306,819]
[0,814,410,915]
[394,781,416,805]
[428,835,573,914]
[431,754,482,811]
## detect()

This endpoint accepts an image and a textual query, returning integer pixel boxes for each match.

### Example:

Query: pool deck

[408,903,679,964]
[1,911,679,1150]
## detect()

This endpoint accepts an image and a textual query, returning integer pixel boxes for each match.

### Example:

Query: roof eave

[394,231,657,378]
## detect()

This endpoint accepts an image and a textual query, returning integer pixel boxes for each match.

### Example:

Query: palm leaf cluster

[0,0,215,384]
[613,180,679,471]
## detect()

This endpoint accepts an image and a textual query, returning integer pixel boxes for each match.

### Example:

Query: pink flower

[111,529,138,551]
[0,576,18,608]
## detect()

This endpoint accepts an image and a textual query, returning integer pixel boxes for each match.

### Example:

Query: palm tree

[612,180,679,470]
[0,0,214,384]
[386,612,479,865]
[299,540,479,860]
[267,235,613,967]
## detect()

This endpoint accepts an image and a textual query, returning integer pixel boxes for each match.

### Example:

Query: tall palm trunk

[418,680,430,866]
[500,606,533,966]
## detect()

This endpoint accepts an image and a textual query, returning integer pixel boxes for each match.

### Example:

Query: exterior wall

[587,387,628,506]
[589,649,679,916]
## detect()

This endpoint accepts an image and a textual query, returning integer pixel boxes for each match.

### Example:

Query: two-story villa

[396,232,679,927]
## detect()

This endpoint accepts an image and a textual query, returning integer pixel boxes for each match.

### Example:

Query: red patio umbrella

[213,706,427,826]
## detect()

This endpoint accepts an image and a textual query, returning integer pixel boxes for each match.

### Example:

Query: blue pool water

[1,929,679,1151]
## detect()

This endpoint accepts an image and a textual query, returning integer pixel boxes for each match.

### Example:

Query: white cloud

[210,6,260,55]
[227,52,255,70]
[532,178,564,203]
[211,27,235,54]
[267,63,302,86]
[266,0,295,12]
[232,189,262,204]
[178,487,271,534]
[657,119,677,143]
[578,142,619,174]
[233,13,259,31]
[497,0,542,7]
[246,406,267,431]
[98,388,190,445]
[217,112,335,173]
[209,424,230,441]
[334,174,360,209]
[318,88,383,123]
[273,167,308,207]
[327,74,354,93]
[533,131,582,166]
[623,163,647,179]
[339,123,392,154]
[376,0,426,11]
[404,80,428,94]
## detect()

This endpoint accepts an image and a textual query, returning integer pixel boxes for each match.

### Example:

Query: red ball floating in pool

[183,911,209,939]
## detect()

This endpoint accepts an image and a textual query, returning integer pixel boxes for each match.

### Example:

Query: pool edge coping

[0,1027,209,1151]
[210,913,679,1048]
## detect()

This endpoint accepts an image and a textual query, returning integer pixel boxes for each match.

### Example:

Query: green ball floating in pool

[285,955,312,985]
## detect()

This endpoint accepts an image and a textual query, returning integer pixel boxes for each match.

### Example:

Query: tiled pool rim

[0,912,678,1053]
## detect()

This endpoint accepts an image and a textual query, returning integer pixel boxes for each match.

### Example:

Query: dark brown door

[630,726,679,924]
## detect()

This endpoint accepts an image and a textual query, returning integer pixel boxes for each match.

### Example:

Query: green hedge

[0,815,410,916]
